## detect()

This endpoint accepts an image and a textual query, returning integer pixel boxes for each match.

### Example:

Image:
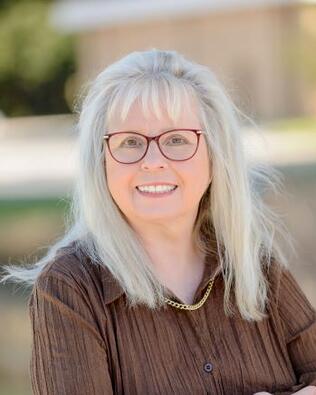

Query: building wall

[75,5,307,121]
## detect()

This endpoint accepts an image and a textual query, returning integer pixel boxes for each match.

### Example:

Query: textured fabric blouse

[28,241,316,395]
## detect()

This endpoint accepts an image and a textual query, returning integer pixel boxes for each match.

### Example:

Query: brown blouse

[28,241,316,395]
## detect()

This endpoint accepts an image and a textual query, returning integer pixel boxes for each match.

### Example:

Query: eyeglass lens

[108,130,198,163]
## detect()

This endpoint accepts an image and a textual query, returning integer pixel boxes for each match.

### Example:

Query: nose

[140,140,168,170]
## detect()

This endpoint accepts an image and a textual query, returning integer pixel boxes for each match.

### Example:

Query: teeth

[137,185,177,193]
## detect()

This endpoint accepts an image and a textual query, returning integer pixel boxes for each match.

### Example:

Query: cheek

[105,158,135,202]
[178,150,211,204]
[197,141,211,183]
[182,147,210,184]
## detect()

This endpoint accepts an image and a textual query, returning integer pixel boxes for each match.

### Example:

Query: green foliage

[0,198,71,220]
[264,116,316,133]
[0,0,75,116]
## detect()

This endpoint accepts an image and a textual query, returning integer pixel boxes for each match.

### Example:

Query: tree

[0,0,75,116]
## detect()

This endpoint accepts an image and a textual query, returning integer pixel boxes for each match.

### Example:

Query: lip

[136,185,178,198]
[135,182,178,188]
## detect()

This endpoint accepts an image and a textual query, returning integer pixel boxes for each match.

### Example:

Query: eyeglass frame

[102,128,205,164]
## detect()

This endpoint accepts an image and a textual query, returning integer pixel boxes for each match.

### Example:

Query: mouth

[135,185,178,198]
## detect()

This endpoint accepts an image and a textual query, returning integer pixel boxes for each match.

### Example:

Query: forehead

[107,98,202,135]
[106,80,202,134]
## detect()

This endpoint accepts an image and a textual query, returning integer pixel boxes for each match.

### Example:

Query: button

[203,362,213,373]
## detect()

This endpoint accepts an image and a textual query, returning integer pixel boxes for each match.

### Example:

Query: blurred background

[0,0,315,393]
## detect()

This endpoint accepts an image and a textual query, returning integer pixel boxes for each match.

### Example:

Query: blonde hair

[0,48,295,321]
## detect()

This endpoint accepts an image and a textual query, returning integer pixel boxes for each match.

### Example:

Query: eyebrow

[131,127,175,133]
[106,127,177,136]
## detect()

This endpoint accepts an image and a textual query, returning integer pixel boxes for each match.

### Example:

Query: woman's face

[105,99,212,227]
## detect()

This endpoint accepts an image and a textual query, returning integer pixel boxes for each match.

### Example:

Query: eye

[166,134,188,145]
[121,137,144,148]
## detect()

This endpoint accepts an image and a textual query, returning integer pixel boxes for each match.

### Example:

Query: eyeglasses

[103,128,205,164]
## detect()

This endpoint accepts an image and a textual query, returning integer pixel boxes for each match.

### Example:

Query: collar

[99,249,222,306]
[99,265,125,305]
[162,250,222,304]
[71,241,126,305]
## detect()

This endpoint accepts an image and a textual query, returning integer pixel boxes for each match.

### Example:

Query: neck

[130,216,204,276]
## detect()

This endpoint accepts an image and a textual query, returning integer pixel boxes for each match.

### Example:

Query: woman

[1,49,315,394]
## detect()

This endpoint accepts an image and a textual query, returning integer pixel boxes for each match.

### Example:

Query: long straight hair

[0,48,295,321]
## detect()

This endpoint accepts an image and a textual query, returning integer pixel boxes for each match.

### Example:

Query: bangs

[106,74,197,129]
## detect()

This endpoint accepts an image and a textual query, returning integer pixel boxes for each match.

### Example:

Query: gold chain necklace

[163,275,216,311]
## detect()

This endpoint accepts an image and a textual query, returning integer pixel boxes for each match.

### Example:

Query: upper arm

[29,271,114,395]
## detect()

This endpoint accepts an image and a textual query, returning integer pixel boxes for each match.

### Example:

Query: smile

[136,185,178,197]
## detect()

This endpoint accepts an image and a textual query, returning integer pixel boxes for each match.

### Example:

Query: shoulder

[31,240,124,309]
[36,240,95,287]
[29,241,95,309]
[28,241,112,351]
[264,256,316,342]
[264,256,284,303]
[264,256,314,310]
